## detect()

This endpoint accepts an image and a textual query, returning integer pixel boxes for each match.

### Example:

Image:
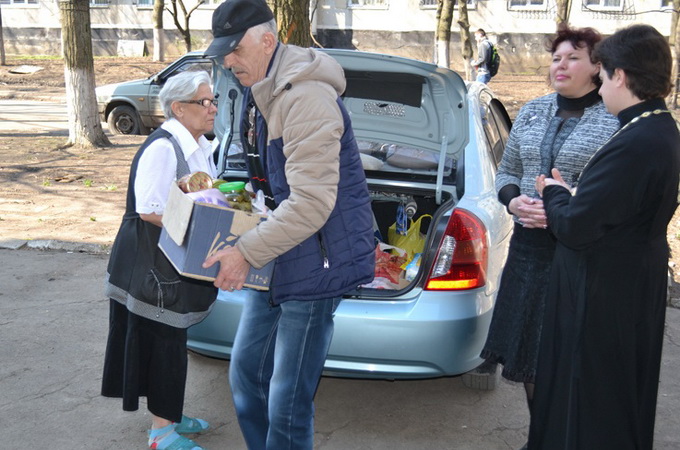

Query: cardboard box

[159,182,273,290]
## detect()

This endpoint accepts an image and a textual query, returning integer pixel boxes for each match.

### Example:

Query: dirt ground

[1,56,679,300]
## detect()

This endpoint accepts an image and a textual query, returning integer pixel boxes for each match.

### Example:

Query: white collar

[161,118,211,160]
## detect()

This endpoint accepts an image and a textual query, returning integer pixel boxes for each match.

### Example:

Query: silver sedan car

[96,51,213,135]
[187,49,514,388]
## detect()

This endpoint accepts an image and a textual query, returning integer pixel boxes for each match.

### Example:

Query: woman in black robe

[531,24,680,449]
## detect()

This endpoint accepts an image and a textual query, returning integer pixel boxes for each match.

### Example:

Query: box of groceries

[159,179,273,290]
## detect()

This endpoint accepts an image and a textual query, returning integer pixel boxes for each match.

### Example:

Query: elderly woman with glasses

[102,70,218,450]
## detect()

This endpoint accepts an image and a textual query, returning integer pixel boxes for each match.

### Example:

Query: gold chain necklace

[575,109,673,189]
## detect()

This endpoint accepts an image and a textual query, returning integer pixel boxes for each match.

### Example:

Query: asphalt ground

[1,242,680,449]
[0,99,69,133]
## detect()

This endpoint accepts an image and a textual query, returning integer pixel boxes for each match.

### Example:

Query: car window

[489,99,511,146]
[478,92,511,168]
[167,60,212,81]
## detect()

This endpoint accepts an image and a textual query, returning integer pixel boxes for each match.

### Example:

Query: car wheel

[107,105,145,135]
[461,360,499,391]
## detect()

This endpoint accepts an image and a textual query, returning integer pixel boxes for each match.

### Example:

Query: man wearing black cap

[202,0,375,448]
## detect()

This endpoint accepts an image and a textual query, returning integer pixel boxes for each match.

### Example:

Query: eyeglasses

[179,98,218,108]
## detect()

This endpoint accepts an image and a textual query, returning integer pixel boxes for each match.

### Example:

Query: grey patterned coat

[496,93,619,206]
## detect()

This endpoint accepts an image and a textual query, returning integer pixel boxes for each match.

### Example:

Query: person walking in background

[470,28,494,83]
[479,24,619,449]
[531,24,680,449]
[102,71,218,450]
[202,0,375,448]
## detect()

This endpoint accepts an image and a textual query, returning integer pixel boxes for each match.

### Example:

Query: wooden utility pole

[58,0,110,147]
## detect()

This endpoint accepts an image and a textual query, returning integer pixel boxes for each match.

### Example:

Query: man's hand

[508,194,547,229]
[203,246,250,291]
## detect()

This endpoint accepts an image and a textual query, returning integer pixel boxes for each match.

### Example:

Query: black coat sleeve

[543,122,671,250]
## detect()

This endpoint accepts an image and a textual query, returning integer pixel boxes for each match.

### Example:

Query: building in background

[1,0,675,73]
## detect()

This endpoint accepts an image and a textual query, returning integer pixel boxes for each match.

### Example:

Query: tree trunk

[433,0,442,65]
[672,0,680,108]
[0,4,6,66]
[274,0,311,47]
[153,0,165,62]
[182,30,191,52]
[58,0,110,148]
[435,0,453,69]
[555,0,571,25]
[457,0,473,80]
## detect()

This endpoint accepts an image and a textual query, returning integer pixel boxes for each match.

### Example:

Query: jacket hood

[253,44,346,114]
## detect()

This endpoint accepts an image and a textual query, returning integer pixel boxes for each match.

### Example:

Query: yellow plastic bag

[387,214,432,262]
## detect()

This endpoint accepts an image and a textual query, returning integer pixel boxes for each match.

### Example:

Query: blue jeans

[476,71,491,84]
[229,292,340,450]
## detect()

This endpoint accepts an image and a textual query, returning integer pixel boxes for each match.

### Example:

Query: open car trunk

[211,49,470,295]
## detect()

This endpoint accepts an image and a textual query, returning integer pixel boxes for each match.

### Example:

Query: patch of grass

[83,179,93,187]
[103,184,118,191]
[42,179,51,187]
[13,55,62,61]
[90,217,97,222]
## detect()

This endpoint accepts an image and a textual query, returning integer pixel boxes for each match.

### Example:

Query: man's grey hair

[159,70,212,119]
[248,19,278,43]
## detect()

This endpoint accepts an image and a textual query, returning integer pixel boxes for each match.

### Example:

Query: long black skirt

[101,299,187,422]
[481,223,556,383]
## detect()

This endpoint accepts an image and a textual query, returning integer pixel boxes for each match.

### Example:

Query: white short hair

[159,70,212,119]
[248,19,278,43]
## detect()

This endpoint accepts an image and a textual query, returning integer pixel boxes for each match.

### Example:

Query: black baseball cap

[205,0,274,57]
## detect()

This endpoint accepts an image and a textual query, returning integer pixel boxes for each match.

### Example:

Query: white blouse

[134,118,216,215]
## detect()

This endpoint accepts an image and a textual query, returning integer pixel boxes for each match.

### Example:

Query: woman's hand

[536,168,571,197]
[508,194,547,229]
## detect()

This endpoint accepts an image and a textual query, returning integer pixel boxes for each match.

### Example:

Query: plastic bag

[404,253,422,281]
[387,214,432,262]
[373,243,407,284]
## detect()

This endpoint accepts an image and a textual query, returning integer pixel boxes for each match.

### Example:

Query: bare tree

[166,0,204,52]
[271,0,312,46]
[434,0,453,68]
[0,4,6,66]
[58,0,110,147]
[153,0,165,62]
[555,0,572,25]
[457,0,473,80]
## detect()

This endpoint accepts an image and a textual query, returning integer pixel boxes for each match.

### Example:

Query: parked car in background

[95,51,212,135]
[187,50,514,388]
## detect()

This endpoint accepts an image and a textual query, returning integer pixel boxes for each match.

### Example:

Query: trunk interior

[365,185,453,293]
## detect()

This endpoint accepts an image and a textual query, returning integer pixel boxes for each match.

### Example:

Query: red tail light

[425,208,488,290]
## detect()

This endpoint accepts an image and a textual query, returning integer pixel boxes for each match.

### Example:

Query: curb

[0,239,110,255]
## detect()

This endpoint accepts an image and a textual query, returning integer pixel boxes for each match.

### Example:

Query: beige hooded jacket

[235,44,348,269]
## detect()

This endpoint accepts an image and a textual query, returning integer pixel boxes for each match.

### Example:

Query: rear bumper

[187,287,494,379]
